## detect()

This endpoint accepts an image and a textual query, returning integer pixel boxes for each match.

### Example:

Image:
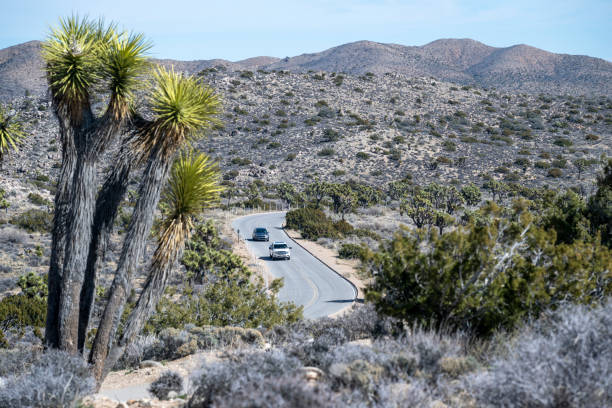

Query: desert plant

[42,16,152,353]
[0,349,94,407]
[466,301,612,408]
[104,150,222,373]
[0,105,25,169]
[366,206,612,336]
[149,370,183,400]
[11,208,54,233]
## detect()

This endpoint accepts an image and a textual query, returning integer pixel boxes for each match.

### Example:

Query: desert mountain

[1,38,610,100]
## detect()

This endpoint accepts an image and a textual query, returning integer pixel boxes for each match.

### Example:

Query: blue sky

[1,1,610,62]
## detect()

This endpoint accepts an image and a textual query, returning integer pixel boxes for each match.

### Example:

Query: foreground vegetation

[0,302,609,407]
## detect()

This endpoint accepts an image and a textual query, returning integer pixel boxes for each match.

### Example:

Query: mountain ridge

[1,38,610,100]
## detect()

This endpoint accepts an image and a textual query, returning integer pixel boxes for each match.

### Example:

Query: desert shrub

[119,326,267,367]
[585,133,599,141]
[460,183,482,206]
[285,153,296,161]
[149,370,183,400]
[208,375,338,408]
[147,279,301,334]
[466,301,612,408]
[230,157,251,166]
[587,159,612,248]
[0,294,46,332]
[553,137,572,147]
[266,305,400,346]
[286,207,357,240]
[356,151,369,160]
[333,219,354,235]
[547,167,563,178]
[338,243,370,261]
[17,272,48,299]
[366,208,612,336]
[27,192,51,206]
[11,209,53,233]
[189,350,302,407]
[0,349,94,408]
[318,147,335,157]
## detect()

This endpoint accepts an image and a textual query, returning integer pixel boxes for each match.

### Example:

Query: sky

[1,0,611,62]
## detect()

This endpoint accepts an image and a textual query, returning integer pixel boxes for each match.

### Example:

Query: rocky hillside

[1,69,610,198]
[1,38,611,100]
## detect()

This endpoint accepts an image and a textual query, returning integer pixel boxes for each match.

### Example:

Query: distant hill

[1,38,610,100]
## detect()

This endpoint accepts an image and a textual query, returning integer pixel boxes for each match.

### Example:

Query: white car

[269,241,291,260]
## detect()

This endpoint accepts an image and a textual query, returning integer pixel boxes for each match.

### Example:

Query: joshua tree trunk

[57,114,124,352]
[45,114,76,348]
[89,148,173,382]
[77,136,139,352]
[103,245,185,379]
[46,99,94,348]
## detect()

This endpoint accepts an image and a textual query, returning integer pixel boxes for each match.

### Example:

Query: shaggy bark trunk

[89,150,173,383]
[77,140,137,352]
[45,114,76,348]
[57,114,123,352]
[103,245,185,379]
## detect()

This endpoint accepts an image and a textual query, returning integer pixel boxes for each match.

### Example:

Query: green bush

[0,295,47,334]
[547,168,563,178]
[11,209,53,232]
[18,272,48,299]
[27,193,51,206]
[147,279,301,333]
[285,208,341,240]
[318,148,335,157]
[366,206,612,337]
[150,220,304,333]
[338,244,371,261]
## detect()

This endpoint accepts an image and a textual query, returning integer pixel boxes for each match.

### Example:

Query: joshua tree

[102,150,221,378]
[0,105,25,170]
[89,67,221,382]
[40,16,222,385]
[42,16,151,350]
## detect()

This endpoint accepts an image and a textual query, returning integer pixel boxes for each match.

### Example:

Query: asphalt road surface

[232,212,357,319]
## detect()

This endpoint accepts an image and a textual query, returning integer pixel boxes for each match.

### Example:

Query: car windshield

[273,243,288,249]
[255,228,267,233]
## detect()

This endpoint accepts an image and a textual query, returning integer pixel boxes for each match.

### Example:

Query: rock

[115,403,128,408]
[299,366,324,382]
[140,360,163,368]
[167,390,178,399]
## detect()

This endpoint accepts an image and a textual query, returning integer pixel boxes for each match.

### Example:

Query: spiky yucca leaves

[41,16,104,121]
[42,16,150,122]
[136,67,222,158]
[102,151,221,377]
[154,150,223,268]
[0,106,25,163]
[102,33,152,121]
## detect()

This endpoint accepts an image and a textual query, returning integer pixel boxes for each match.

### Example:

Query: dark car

[252,227,269,241]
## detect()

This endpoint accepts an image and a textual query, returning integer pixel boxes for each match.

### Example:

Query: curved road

[232,212,356,319]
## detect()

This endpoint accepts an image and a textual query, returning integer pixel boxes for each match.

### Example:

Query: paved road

[232,212,356,319]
